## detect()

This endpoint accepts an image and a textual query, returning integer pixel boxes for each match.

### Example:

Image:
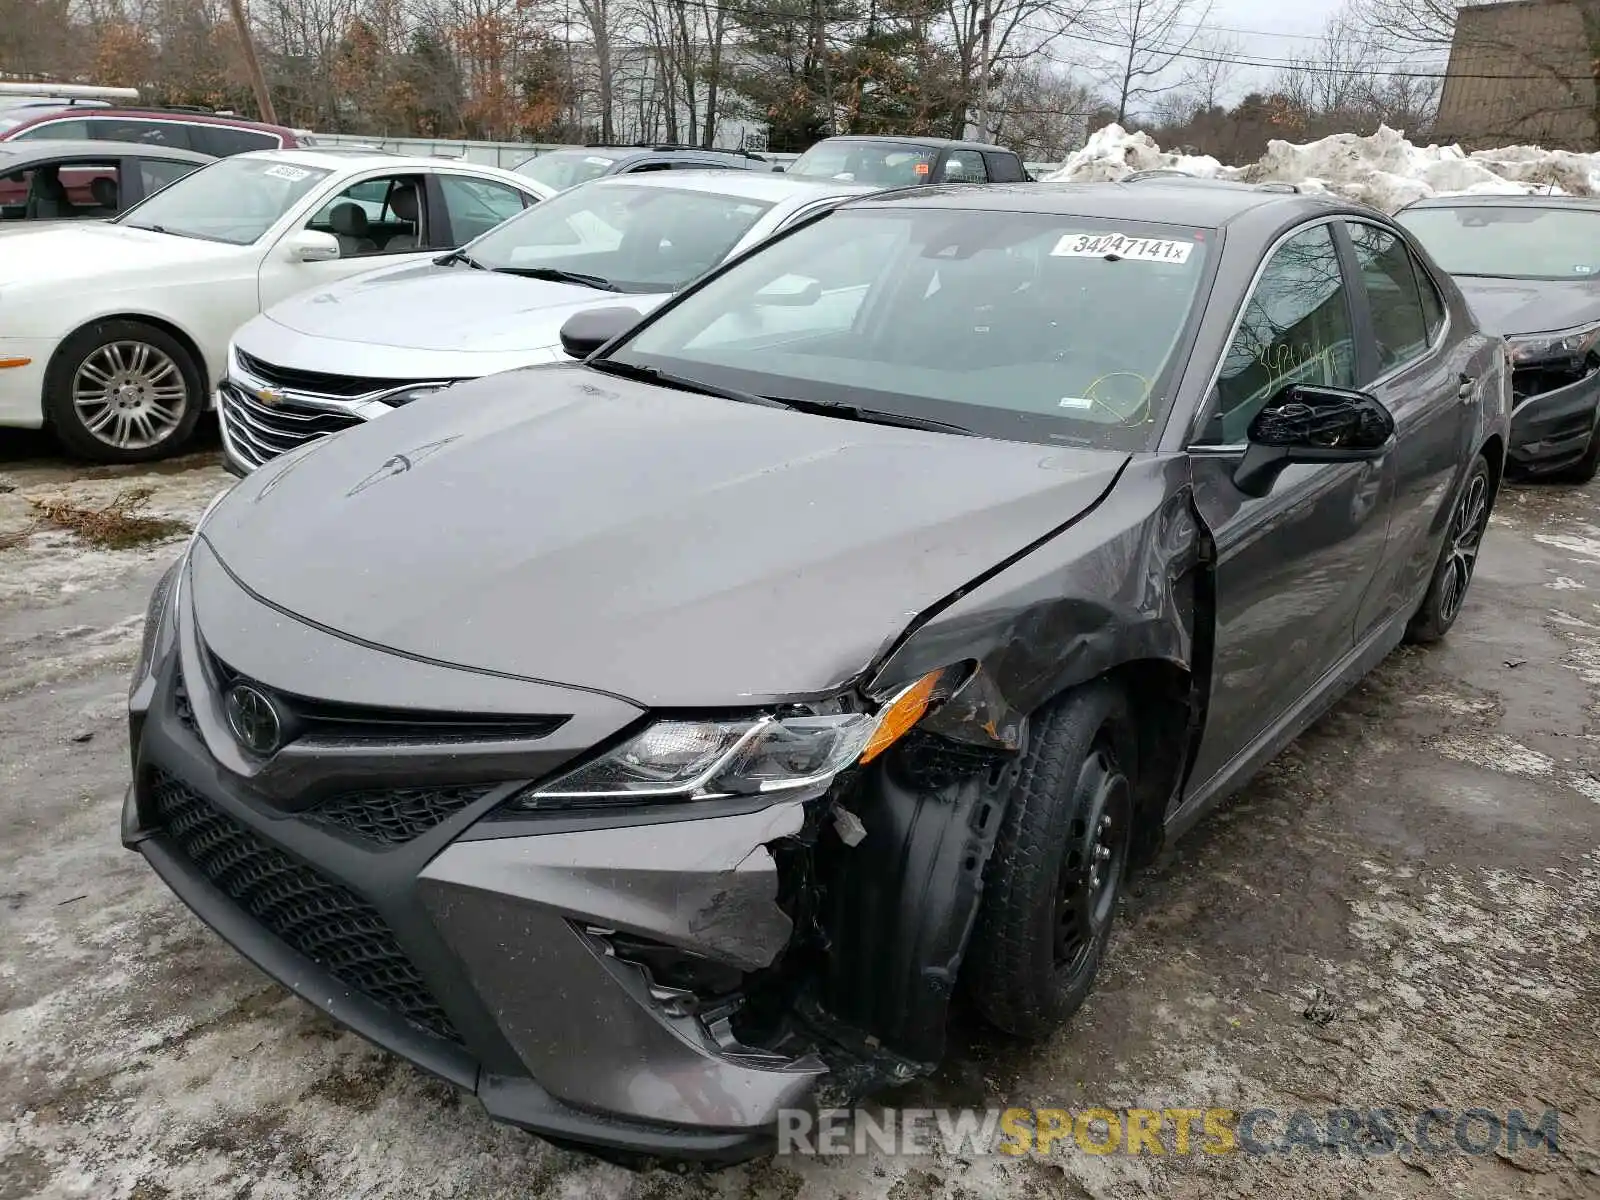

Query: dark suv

[0,107,307,156]
[783,135,1030,186]
[512,143,770,191]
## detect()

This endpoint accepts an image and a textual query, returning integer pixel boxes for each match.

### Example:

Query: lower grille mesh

[148,769,463,1045]
[310,785,495,846]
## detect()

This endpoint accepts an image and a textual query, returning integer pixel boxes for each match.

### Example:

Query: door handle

[1457,375,1475,402]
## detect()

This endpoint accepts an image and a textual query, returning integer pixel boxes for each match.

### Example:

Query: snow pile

[1044,123,1599,213]
[1049,123,1225,183]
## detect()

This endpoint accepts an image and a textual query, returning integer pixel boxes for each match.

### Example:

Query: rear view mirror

[1233,384,1396,498]
[560,305,643,358]
[285,229,340,262]
[755,274,822,306]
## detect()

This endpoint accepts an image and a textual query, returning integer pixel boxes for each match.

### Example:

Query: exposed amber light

[0,357,32,369]
[859,671,942,764]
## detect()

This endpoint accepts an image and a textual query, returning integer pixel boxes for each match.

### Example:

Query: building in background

[1435,0,1597,149]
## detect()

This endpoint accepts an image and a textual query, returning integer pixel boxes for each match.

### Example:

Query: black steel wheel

[964,680,1135,1040]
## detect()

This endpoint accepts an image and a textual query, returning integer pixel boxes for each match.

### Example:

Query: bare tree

[989,63,1098,158]
[1097,0,1211,124]
[941,0,1099,140]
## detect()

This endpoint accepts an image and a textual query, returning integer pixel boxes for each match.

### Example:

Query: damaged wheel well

[1092,658,1192,867]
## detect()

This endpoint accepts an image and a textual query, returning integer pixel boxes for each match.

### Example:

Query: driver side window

[1201,223,1357,445]
[306,174,425,257]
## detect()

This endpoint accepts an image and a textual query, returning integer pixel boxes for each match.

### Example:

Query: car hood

[199,367,1129,707]
[1454,276,1600,336]
[0,221,236,284]
[265,260,669,353]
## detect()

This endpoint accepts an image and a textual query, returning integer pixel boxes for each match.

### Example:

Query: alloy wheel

[72,341,188,451]
[1437,470,1490,627]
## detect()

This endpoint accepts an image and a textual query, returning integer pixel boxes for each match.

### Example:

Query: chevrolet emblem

[254,387,284,407]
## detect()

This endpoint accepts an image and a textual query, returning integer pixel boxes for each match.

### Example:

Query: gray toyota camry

[125,178,1510,1164]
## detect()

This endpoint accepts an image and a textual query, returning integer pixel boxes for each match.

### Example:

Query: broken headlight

[1508,322,1600,367]
[509,665,968,811]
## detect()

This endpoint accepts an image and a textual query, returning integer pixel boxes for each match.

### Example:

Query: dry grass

[22,486,188,550]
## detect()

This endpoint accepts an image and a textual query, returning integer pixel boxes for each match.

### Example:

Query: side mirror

[755,274,822,306]
[1232,384,1396,498]
[559,305,643,359]
[285,229,340,263]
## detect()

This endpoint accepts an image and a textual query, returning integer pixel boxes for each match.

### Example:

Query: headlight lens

[382,383,453,407]
[1508,322,1600,364]
[510,665,966,811]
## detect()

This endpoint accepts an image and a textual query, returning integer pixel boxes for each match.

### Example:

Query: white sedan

[0,148,553,461]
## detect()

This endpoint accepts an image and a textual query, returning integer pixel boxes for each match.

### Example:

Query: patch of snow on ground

[1044,123,1596,212]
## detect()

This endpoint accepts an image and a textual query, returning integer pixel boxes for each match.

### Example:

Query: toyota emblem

[225,684,282,755]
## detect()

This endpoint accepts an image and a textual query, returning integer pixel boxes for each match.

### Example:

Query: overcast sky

[1179,0,1351,97]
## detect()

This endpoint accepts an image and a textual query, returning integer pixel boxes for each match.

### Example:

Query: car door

[1341,218,1476,640]
[1184,219,1397,794]
[254,170,446,311]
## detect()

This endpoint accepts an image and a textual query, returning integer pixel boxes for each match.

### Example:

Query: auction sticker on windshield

[263,164,311,181]
[1051,233,1194,263]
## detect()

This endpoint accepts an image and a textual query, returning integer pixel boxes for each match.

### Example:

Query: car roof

[0,138,214,163]
[584,169,878,202]
[845,179,1347,227]
[5,107,294,135]
[808,134,1015,154]
[1398,192,1600,212]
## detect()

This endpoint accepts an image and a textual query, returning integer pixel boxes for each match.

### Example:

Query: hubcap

[72,341,187,450]
[1438,471,1489,626]
[1053,748,1133,973]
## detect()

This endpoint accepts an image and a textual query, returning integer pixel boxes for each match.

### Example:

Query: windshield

[514,151,618,191]
[606,207,1213,449]
[116,156,332,244]
[1396,205,1600,280]
[786,141,936,185]
[463,182,775,293]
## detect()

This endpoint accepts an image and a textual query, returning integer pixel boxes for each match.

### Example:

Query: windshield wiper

[123,223,203,240]
[782,398,974,436]
[437,249,486,269]
[491,265,621,292]
[585,359,793,409]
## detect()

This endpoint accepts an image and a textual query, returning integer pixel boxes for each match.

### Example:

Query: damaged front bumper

[1508,364,1600,476]
[123,549,996,1161]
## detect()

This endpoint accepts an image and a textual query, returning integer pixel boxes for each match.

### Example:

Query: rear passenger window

[938,150,986,183]
[438,174,528,242]
[1347,221,1429,376]
[191,126,280,157]
[139,157,200,196]
[1412,253,1447,344]
[89,119,192,149]
[985,152,1025,182]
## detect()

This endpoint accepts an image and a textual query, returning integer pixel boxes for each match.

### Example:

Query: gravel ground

[0,431,1596,1200]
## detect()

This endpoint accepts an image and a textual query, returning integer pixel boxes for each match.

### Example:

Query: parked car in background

[0,81,136,132]
[0,140,212,226]
[0,148,552,463]
[783,134,1029,186]
[0,106,308,156]
[127,179,1507,1166]
[218,170,871,474]
[512,143,771,191]
[1395,194,1600,482]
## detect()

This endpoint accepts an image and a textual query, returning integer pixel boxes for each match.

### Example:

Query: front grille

[310,785,495,846]
[148,769,463,1044]
[219,382,362,470]
[235,348,428,399]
